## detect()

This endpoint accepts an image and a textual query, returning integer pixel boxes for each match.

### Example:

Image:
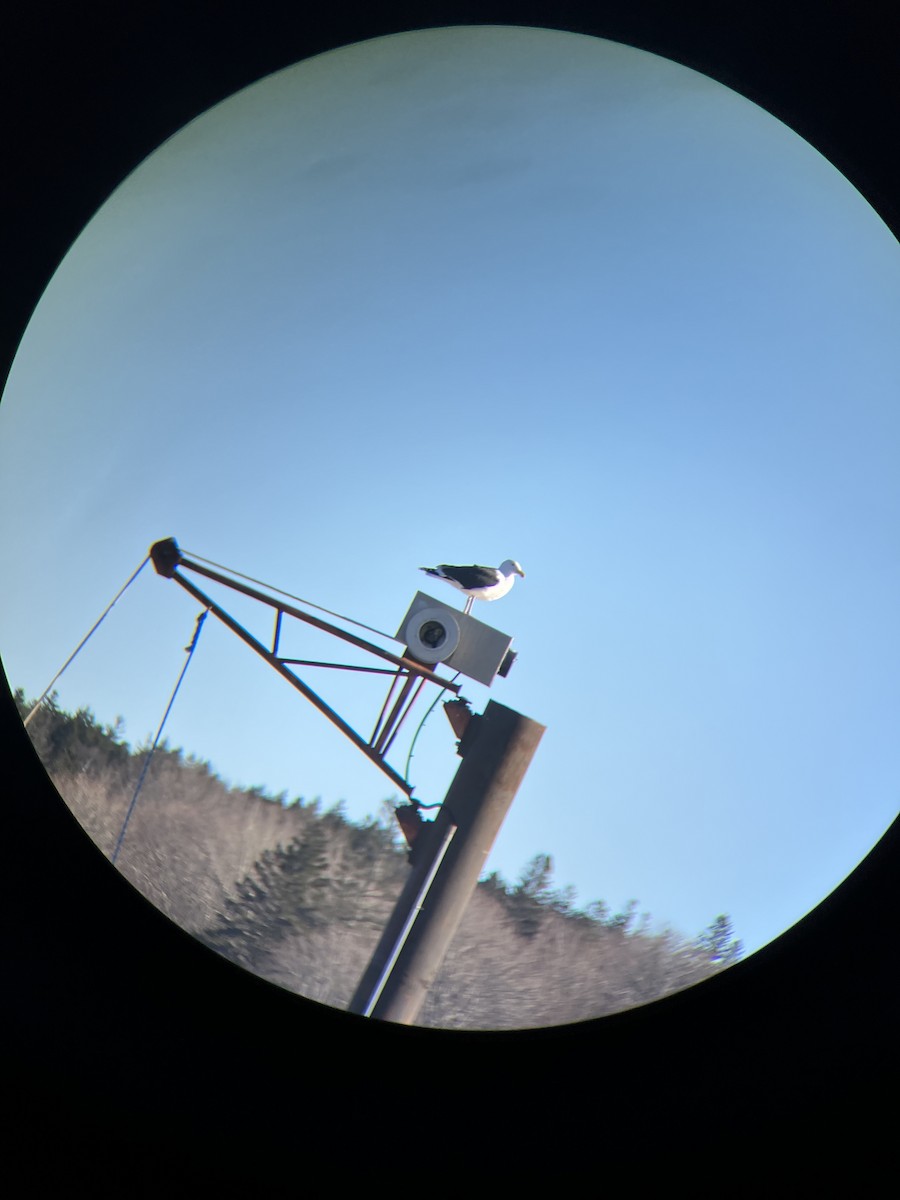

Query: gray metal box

[395,592,514,687]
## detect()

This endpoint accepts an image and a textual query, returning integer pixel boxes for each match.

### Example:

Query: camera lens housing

[405,607,461,663]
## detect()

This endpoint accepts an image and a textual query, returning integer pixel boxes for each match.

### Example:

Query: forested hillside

[15,690,742,1028]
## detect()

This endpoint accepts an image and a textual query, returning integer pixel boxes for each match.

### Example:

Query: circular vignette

[3,3,899,1147]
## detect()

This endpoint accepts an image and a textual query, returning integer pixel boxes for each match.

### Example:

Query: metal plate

[396,592,514,687]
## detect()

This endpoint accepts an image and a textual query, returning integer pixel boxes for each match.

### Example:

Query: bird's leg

[464,597,474,615]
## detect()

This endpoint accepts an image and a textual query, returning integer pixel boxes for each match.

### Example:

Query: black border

[4,1,899,1173]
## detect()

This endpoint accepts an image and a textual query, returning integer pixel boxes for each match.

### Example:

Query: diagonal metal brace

[167,567,414,795]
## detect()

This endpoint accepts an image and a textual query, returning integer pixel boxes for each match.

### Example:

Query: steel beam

[349,701,545,1023]
[176,553,461,693]
[169,569,414,795]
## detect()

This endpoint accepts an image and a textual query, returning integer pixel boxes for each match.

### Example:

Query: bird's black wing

[439,564,499,589]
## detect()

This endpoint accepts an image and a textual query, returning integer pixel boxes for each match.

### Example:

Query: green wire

[404,673,461,787]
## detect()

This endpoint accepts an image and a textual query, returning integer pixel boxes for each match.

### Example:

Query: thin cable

[404,672,461,785]
[363,821,458,1018]
[111,609,208,865]
[23,556,151,728]
[181,549,396,641]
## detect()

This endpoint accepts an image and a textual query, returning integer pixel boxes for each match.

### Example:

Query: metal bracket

[149,538,464,795]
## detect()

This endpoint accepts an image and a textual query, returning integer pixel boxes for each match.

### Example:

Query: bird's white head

[501,559,526,579]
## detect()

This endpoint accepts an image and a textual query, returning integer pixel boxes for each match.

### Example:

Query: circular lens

[419,620,447,649]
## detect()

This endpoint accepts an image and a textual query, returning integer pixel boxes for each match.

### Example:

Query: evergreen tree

[697,914,743,968]
[516,852,555,901]
[500,853,557,937]
[14,687,747,1026]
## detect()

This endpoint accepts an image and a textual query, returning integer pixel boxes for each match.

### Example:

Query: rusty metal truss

[149,538,462,795]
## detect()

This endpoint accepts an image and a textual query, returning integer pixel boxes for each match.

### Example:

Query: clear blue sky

[2,26,898,965]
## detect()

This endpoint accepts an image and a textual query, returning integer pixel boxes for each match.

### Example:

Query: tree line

[15,689,743,1028]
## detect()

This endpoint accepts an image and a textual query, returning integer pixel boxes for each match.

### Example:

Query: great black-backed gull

[419,560,525,614]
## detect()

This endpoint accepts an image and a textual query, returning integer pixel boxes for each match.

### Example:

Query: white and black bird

[419,559,525,614]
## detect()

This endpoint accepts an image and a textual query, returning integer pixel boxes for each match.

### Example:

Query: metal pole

[347,803,458,1015]
[348,700,545,1025]
[361,822,458,1018]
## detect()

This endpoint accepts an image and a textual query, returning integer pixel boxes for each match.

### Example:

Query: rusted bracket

[149,538,463,795]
